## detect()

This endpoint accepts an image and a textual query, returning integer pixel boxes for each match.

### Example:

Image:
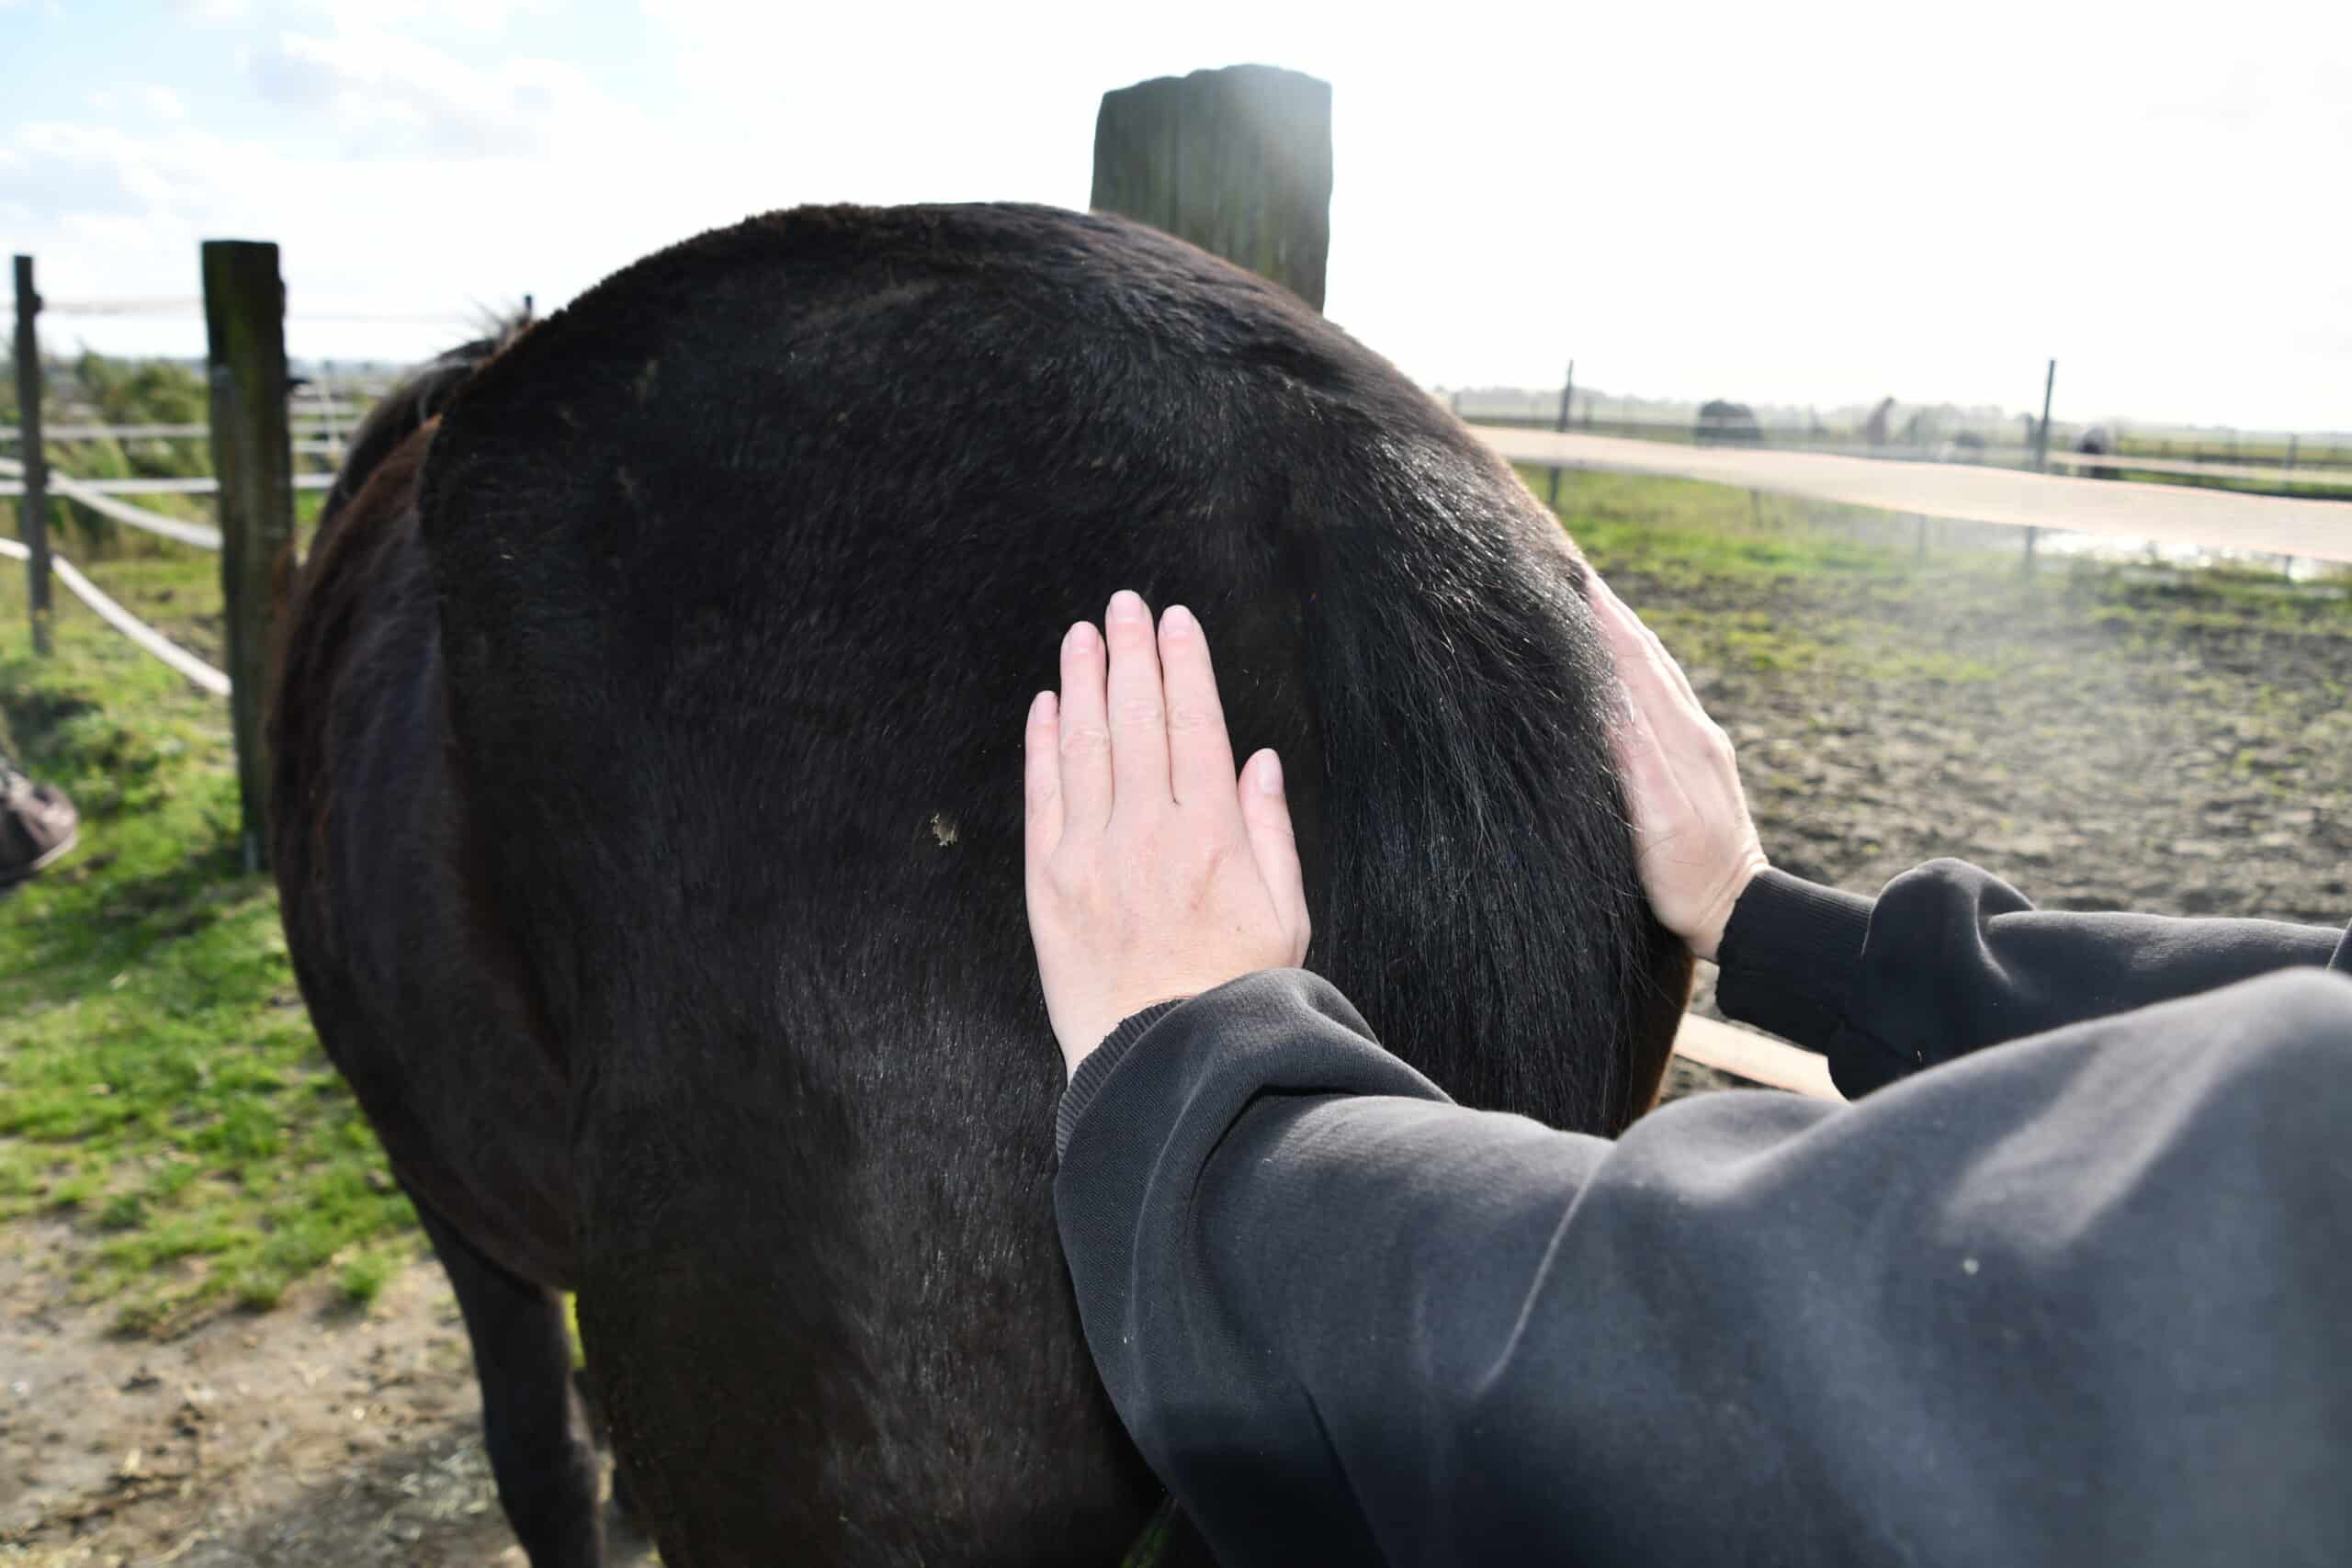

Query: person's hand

[1587,570,1768,963]
[1024,590,1311,1077]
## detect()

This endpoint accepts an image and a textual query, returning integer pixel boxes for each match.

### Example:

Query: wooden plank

[1092,65,1333,311]
[11,256,53,654]
[202,240,296,873]
[1672,1012,1843,1100]
[1476,425,2352,566]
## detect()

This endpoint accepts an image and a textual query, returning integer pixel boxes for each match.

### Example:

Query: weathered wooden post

[1546,360,1575,508]
[202,240,295,873]
[1091,64,1333,311]
[11,255,54,655]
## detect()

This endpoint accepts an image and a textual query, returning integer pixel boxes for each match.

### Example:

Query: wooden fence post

[11,255,54,656]
[202,240,294,874]
[1091,64,1333,311]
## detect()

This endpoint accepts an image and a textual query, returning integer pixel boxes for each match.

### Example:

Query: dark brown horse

[268,203,1691,1568]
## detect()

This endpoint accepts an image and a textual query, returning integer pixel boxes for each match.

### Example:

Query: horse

[268,202,1694,1568]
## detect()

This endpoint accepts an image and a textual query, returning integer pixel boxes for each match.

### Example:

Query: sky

[2,0,2346,432]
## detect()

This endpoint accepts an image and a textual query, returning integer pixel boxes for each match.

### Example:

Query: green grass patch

[0,555,414,1336]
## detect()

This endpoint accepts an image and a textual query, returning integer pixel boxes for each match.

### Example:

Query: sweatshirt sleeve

[1055,964,2352,1568]
[1715,858,2348,1097]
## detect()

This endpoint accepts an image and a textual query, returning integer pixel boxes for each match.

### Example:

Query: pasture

[3,457,2346,1560]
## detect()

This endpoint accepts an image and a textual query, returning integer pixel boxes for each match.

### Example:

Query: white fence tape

[3,457,339,550]
[47,476,222,549]
[1,473,336,499]
[0,536,231,696]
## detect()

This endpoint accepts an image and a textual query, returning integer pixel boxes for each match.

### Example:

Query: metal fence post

[11,255,54,655]
[2033,358,2056,472]
[202,240,295,874]
[1546,359,1575,509]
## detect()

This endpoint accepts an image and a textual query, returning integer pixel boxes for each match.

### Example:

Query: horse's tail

[317,315,532,529]
[1292,446,1690,1134]
[270,312,533,917]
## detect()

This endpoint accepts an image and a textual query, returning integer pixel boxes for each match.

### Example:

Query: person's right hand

[1587,570,1768,963]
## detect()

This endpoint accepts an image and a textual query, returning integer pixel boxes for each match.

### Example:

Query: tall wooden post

[203,241,294,874]
[11,256,53,655]
[1546,359,1575,508]
[1091,65,1333,311]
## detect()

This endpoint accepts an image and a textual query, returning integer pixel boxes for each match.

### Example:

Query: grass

[0,547,416,1336]
[1519,465,2352,688]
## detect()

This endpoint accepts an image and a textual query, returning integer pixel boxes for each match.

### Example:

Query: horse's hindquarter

[406,201,1680,1563]
[270,428,578,1290]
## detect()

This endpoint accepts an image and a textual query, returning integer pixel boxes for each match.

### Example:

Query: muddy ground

[0,1218,653,1567]
[6,534,2348,1563]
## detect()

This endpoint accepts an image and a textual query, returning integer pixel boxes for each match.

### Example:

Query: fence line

[0,454,226,548]
[2037,449,2352,487]
[14,292,472,328]
[0,536,230,695]
[2,471,334,499]
[2,421,351,444]
[1478,426,2352,566]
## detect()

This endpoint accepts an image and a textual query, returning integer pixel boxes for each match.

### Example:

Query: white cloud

[247,26,628,158]
[14,0,2350,430]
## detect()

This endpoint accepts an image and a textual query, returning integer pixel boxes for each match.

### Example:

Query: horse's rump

[296,203,1685,1564]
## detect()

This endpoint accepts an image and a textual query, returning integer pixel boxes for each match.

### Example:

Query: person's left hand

[1024,590,1311,1078]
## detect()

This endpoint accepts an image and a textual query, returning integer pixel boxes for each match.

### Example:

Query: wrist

[1690,848,1769,963]
[1062,993,1195,1079]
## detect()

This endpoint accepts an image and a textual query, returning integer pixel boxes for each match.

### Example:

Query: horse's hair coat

[272,202,1689,1567]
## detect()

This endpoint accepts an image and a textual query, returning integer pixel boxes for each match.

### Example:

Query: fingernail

[1162,604,1195,637]
[1028,691,1055,724]
[1108,590,1148,623]
[1066,621,1097,654]
[1256,751,1283,795]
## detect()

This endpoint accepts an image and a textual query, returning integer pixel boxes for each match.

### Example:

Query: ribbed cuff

[1057,1000,1187,1160]
[1713,868,1873,1053]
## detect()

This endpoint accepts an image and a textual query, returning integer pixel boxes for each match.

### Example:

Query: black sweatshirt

[1054,859,2352,1566]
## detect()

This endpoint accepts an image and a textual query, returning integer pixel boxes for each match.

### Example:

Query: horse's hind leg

[410,1189,604,1568]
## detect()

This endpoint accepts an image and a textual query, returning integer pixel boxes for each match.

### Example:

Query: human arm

[1716,858,2347,1095]
[1589,570,2350,1096]
[1057,962,2352,1568]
